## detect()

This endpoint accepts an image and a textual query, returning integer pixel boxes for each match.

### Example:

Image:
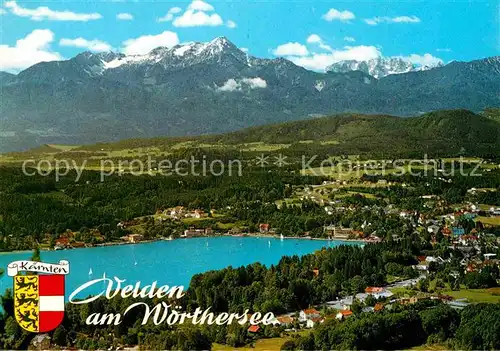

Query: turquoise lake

[0,237,359,299]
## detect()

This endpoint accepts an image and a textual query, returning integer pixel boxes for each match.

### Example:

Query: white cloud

[436,48,452,52]
[0,29,62,72]
[169,1,235,27]
[169,6,183,14]
[322,8,355,22]
[172,9,223,27]
[218,79,239,92]
[319,43,333,52]
[157,7,182,22]
[122,31,179,55]
[226,20,237,28]
[273,42,309,56]
[188,0,214,12]
[306,34,333,52]
[286,45,381,71]
[217,77,267,92]
[399,53,443,67]
[242,77,267,89]
[59,37,112,52]
[4,1,102,21]
[116,13,133,21]
[0,8,7,15]
[364,15,420,25]
[392,15,421,23]
[307,34,322,44]
[274,35,383,71]
[344,36,356,42]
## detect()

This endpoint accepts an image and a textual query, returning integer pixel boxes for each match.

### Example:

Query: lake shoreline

[0,237,357,297]
[222,232,366,243]
[0,233,364,255]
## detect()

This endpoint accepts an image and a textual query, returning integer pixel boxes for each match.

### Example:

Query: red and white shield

[38,274,65,332]
[11,260,69,333]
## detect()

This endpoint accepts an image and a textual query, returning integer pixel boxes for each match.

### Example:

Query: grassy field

[180,214,225,225]
[476,216,500,226]
[441,288,500,303]
[238,142,291,152]
[406,344,449,350]
[46,144,82,151]
[212,331,308,351]
[300,164,432,178]
[478,203,498,211]
[389,279,500,303]
[212,338,286,351]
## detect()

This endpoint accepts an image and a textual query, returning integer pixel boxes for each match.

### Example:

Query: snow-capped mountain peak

[326,57,442,78]
[205,36,235,52]
[100,37,245,71]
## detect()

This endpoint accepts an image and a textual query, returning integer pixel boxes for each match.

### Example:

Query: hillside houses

[117,219,139,229]
[364,287,394,299]
[158,206,208,220]
[298,308,324,328]
[306,317,324,328]
[275,315,294,327]
[259,223,270,233]
[181,227,213,238]
[335,309,353,320]
[299,308,320,322]
[121,234,144,243]
[323,225,354,239]
[53,231,86,250]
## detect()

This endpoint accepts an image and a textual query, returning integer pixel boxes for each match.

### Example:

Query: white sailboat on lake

[131,245,138,266]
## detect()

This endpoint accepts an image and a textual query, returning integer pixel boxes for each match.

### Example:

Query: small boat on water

[268,240,271,247]
[88,268,93,275]
[280,234,284,241]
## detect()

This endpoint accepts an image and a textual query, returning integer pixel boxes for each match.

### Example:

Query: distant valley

[2,109,498,164]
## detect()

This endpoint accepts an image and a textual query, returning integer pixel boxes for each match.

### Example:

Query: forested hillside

[61,109,500,158]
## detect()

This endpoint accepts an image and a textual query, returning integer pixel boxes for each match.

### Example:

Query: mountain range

[326,57,442,78]
[0,37,499,152]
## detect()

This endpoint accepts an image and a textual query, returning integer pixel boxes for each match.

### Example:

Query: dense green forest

[284,303,500,350]
[0,165,499,250]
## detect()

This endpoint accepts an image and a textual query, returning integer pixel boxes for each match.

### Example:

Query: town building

[306,317,324,328]
[122,234,143,243]
[259,223,270,233]
[183,227,207,238]
[336,310,353,320]
[247,325,260,333]
[299,308,321,322]
[276,316,294,326]
[323,225,354,239]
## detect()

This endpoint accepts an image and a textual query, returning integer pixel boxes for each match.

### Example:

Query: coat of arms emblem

[7,260,70,333]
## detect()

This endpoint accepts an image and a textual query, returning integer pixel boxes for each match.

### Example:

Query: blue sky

[0,0,498,72]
